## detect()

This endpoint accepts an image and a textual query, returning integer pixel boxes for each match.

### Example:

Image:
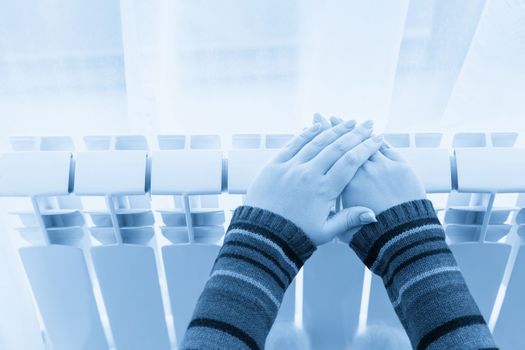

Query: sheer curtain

[2,0,523,138]
[113,0,525,136]
[0,1,128,348]
[441,0,525,131]
[1,0,525,348]
[121,0,410,136]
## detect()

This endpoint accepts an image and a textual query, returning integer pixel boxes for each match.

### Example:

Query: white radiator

[0,132,524,350]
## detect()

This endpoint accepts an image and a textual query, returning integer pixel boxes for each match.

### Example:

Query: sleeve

[181,206,316,350]
[350,199,499,350]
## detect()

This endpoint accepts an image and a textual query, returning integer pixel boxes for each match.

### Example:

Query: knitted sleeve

[181,206,316,350]
[350,199,498,350]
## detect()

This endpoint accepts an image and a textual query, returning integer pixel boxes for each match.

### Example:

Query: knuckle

[297,167,315,181]
[285,139,300,150]
[318,180,333,197]
[332,141,347,154]
[363,161,375,173]
[290,135,306,148]
[329,128,342,138]
[365,136,377,146]
[298,129,309,137]
[311,136,326,148]
[297,132,310,142]
[311,130,337,148]
[356,126,372,138]
[318,179,338,199]
[346,211,359,228]
[363,143,378,156]
[333,124,347,134]
[345,152,360,165]
[307,128,319,137]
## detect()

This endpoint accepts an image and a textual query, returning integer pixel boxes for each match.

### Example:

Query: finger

[379,139,392,153]
[273,123,324,162]
[370,148,390,162]
[294,119,357,163]
[313,113,331,129]
[310,120,374,173]
[329,116,343,126]
[322,206,377,238]
[326,135,384,192]
[338,207,377,243]
[381,148,408,163]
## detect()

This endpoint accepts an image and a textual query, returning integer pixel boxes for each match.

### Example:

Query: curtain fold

[441,0,525,131]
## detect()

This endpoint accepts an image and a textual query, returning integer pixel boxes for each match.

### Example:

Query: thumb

[322,206,377,240]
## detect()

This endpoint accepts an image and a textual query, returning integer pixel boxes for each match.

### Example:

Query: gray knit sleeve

[181,206,316,350]
[350,199,498,350]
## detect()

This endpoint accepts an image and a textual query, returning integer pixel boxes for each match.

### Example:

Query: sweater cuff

[350,199,438,267]
[230,206,317,264]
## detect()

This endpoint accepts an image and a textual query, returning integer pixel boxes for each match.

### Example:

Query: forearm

[350,200,498,350]
[181,206,316,350]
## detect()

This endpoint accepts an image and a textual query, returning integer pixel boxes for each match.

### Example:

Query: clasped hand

[244,114,426,246]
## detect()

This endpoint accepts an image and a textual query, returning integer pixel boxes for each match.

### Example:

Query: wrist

[349,199,442,275]
[368,191,428,215]
[229,206,317,266]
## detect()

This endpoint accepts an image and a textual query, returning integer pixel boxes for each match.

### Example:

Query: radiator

[0,132,524,350]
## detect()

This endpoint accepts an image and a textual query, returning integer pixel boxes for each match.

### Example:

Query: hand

[328,117,427,243]
[244,119,383,246]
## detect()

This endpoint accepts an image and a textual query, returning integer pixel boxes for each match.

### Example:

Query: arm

[181,206,315,350]
[325,115,498,349]
[182,119,382,349]
[350,200,498,350]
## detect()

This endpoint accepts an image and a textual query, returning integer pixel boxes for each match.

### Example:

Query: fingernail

[373,135,384,143]
[360,212,377,223]
[344,120,356,128]
[330,116,340,125]
[380,143,391,152]
[363,120,374,129]
[313,113,323,122]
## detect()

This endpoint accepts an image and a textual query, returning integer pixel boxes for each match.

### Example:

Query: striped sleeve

[350,199,499,350]
[181,206,316,350]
